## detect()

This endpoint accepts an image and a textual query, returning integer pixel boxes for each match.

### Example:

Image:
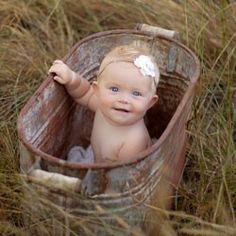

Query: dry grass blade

[0,0,236,235]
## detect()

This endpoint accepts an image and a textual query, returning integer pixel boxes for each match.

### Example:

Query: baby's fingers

[53,59,64,65]
[48,60,71,84]
[53,75,67,84]
[48,63,62,75]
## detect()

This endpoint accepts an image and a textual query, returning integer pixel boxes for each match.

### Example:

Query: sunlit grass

[0,0,235,235]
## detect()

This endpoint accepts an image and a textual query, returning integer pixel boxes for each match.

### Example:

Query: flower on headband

[134,55,155,78]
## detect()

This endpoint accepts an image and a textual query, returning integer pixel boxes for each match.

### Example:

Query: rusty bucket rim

[17,28,200,170]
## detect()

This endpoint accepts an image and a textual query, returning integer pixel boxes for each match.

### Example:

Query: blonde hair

[97,42,160,93]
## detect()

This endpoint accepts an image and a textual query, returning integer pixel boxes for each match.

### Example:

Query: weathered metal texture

[17,28,200,235]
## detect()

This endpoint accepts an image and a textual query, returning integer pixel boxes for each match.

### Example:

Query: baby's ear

[92,81,98,93]
[148,94,158,109]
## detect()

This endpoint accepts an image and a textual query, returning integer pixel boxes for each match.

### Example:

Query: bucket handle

[27,169,81,193]
[27,169,108,196]
[135,23,180,40]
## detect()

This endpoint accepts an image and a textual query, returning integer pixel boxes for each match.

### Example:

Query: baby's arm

[48,60,97,111]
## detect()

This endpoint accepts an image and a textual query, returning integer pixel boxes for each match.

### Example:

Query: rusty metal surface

[17,28,200,235]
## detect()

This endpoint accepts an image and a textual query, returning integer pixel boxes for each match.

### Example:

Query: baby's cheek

[133,102,147,114]
[100,94,112,107]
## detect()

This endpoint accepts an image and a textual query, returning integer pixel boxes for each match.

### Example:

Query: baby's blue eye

[110,87,119,92]
[133,91,142,96]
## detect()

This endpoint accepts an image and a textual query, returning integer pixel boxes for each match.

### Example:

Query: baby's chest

[94,128,124,149]
[91,126,127,156]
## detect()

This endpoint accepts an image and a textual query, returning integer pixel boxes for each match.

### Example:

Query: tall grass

[0,0,235,235]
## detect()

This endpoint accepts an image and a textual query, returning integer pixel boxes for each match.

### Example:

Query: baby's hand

[48,60,75,85]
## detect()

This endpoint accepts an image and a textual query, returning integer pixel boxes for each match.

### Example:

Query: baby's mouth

[113,107,130,113]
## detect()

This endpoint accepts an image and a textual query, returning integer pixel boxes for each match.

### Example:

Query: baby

[49,43,160,164]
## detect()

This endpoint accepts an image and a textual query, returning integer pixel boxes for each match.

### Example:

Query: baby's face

[94,62,158,126]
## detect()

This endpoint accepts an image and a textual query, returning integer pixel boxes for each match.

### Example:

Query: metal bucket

[17,25,200,235]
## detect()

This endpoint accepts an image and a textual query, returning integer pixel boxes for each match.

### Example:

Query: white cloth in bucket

[67,145,94,164]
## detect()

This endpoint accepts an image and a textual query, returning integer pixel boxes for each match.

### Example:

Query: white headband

[97,55,158,86]
[134,55,155,78]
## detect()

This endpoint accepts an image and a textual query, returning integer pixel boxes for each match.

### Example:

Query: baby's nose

[119,99,129,104]
[118,94,129,104]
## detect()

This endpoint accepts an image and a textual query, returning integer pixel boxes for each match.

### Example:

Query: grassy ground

[0,0,235,235]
